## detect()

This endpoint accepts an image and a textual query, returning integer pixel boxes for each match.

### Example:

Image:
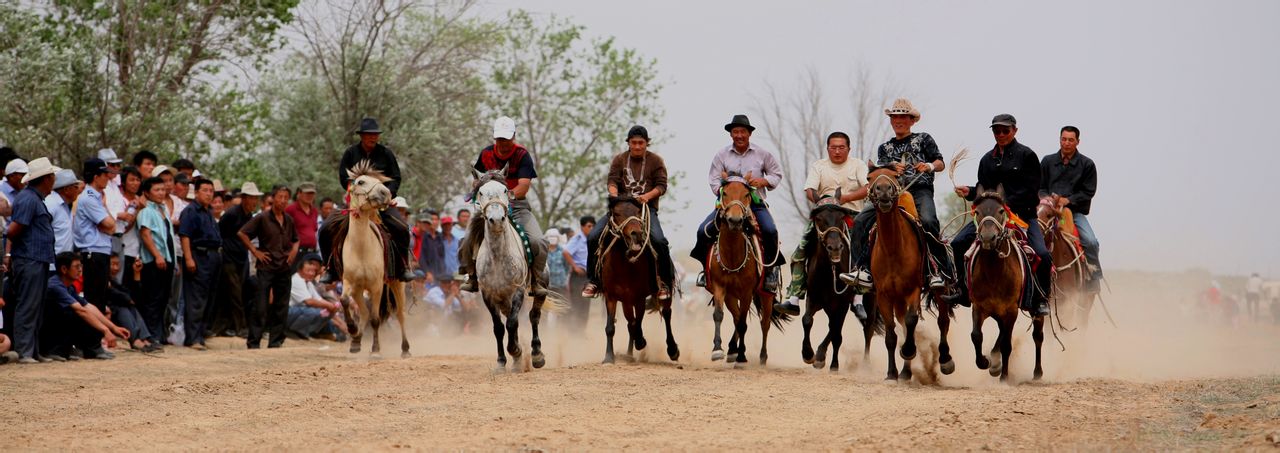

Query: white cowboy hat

[884,98,921,120]
[52,169,79,190]
[21,157,60,184]
[240,181,264,197]
[96,148,123,164]
[5,158,28,176]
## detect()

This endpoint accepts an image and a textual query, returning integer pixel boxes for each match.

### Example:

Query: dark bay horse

[800,200,881,371]
[707,175,789,365]
[969,185,1046,381]
[867,169,955,381]
[1037,200,1094,331]
[599,196,679,364]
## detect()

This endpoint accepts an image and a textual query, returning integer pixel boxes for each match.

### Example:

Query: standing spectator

[440,216,460,289]
[2,158,27,202]
[319,197,336,221]
[75,158,117,313]
[239,185,299,349]
[98,149,125,217]
[107,254,157,352]
[546,232,572,297]
[8,157,60,363]
[562,215,593,335]
[284,182,320,256]
[418,210,445,283]
[131,150,158,179]
[42,252,128,360]
[172,158,196,179]
[452,208,470,239]
[45,170,80,255]
[286,254,343,339]
[178,178,221,350]
[211,183,261,338]
[115,167,143,295]
[1246,273,1263,323]
[136,176,174,351]
[212,192,228,221]
[152,165,185,342]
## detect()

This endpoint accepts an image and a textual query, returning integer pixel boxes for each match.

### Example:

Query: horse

[969,185,1046,381]
[598,195,679,364]
[473,176,549,371]
[1037,200,1094,331]
[338,161,410,359]
[706,173,790,365]
[866,168,955,381]
[800,197,881,371]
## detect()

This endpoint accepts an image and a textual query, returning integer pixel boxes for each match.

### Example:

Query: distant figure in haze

[1245,273,1262,323]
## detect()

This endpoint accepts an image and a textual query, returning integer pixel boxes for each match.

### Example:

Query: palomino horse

[1037,200,1094,331]
[969,185,1046,381]
[707,174,789,365]
[867,169,955,381]
[339,161,410,358]
[800,199,881,371]
[474,177,549,371]
[599,195,679,364]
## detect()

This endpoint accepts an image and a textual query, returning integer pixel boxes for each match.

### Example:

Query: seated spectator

[107,254,159,352]
[0,297,16,364]
[42,252,130,361]
[287,254,345,340]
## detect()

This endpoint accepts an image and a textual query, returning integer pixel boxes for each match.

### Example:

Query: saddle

[1055,208,1085,256]
[867,191,953,284]
[507,218,534,267]
[325,213,396,279]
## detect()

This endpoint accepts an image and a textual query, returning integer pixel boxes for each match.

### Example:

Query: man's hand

[891,163,906,174]
[251,248,271,264]
[113,326,130,339]
[185,257,196,273]
[572,265,586,277]
[2,255,9,274]
[748,177,769,188]
[954,186,971,198]
[1054,194,1069,209]
[914,162,933,173]
[155,256,168,271]
[103,332,118,348]
[0,296,5,308]
[635,193,651,205]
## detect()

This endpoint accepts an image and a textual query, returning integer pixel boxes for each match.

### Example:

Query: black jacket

[1039,150,1097,215]
[339,143,402,196]
[965,139,1041,219]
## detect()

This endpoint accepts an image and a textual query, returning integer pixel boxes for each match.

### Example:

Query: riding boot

[696,271,706,288]
[763,266,781,294]
[460,262,479,293]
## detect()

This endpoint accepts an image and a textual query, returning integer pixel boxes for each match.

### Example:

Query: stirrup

[581,283,600,298]
[696,272,706,288]
[460,275,479,292]
[928,275,946,290]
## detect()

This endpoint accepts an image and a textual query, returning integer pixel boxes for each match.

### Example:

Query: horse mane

[347,160,391,183]
[809,202,855,219]
[868,167,898,182]
[973,189,1006,207]
[607,194,641,209]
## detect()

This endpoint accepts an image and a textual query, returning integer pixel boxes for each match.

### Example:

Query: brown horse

[599,196,679,364]
[969,185,1046,381]
[1037,200,1094,331]
[707,175,789,365]
[800,200,881,371]
[867,169,955,381]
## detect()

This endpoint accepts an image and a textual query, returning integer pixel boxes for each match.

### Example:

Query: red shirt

[284,202,319,249]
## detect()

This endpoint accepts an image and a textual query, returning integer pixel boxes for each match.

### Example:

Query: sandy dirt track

[2,272,1280,450]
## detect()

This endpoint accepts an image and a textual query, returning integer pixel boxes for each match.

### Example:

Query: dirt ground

[2,271,1279,450]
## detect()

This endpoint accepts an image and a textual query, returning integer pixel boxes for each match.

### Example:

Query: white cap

[5,158,28,176]
[393,196,407,208]
[546,232,561,246]
[152,165,174,176]
[492,116,516,139]
[97,148,123,164]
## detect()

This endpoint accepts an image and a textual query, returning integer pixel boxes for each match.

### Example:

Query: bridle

[347,177,385,218]
[868,173,902,211]
[606,200,652,263]
[711,184,757,274]
[973,195,1013,258]
[813,207,854,295]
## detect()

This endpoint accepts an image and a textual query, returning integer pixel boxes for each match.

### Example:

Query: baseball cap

[82,157,111,179]
[298,182,317,193]
[990,114,1017,128]
[492,116,516,139]
[52,169,79,190]
[5,159,28,176]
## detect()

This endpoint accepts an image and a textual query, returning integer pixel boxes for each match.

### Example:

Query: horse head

[718,170,754,232]
[973,184,1010,251]
[810,194,852,264]
[607,195,648,254]
[475,179,511,234]
[346,160,393,214]
[472,163,509,190]
[867,168,902,213]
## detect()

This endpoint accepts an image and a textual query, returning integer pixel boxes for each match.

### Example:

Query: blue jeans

[587,211,674,285]
[951,218,1053,305]
[287,305,331,337]
[1073,213,1101,275]
[690,205,780,270]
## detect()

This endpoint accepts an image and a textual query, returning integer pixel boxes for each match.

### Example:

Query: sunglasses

[992,127,1014,136]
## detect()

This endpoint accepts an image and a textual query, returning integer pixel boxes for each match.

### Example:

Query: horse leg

[900,299,919,361]
[393,284,411,358]
[711,290,726,361]
[341,286,361,354]
[801,297,817,365]
[368,285,384,357]
[861,293,876,368]
[505,293,524,361]
[998,315,1014,382]
[603,298,618,364]
[530,295,546,369]
[630,297,647,351]
[621,299,639,358]
[733,303,749,364]
[661,299,680,361]
[989,317,1005,378]
[938,303,955,375]
[1032,314,1045,380]
[827,304,848,373]
[972,310,990,370]
[758,296,771,366]
[487,303,507,369]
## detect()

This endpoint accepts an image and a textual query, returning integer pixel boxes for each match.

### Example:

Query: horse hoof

[349,346,360,354]
[829,364,839,373]
[602,355,615,365]
[370,353,383,360]
[726,353,739,363]
[635,338,648,350]
[667,347,680,362]
[532,353,546,369]
[813,360,825,370]
[899,371,913,382]
[885,373,899,381]
[900,346,917,361]
[401,351,412,359]
[1034,369,1043,380]
[941,360,956,375]
[802,355,815,365]
[711,350,725,361]
[976,358,990,370]
[989,364,1002,377]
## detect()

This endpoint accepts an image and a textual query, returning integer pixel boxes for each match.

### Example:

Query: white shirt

[1247,276,1263,294]
[104,182,127,233]
[290,273,323,307]
[803,157,870,211]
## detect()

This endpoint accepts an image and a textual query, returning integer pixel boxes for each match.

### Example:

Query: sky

[476,0,1280,276]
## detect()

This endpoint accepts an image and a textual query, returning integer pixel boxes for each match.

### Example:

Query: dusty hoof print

[941,360,956,375]
[710,350,725,361]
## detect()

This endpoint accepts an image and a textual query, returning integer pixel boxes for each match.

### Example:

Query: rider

[318,117,415,283]
[946,114,1052,317]
[840,98,952,292]
[1039,125,1102,291]
[779,131,869,317]
[580,126,674,301]
[458,116,549,297]
[690,114,784,295]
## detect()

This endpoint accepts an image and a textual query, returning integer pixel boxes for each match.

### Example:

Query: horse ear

[500,162,509,175]
[347,167,358,181]
[975,184,985,196]
[745,171,754,181]
[471,168,482,180]
[834,187,843,203]
[995,183,1005,198]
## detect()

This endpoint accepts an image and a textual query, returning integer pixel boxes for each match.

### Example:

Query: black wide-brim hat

[724,114,755,133]
[358,117,382,134]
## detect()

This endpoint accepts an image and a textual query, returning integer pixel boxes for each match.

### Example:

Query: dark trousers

[319,209,411,276]
[11,257,50,359]
[210,258,248,336]
[182,249,221,346]
[586,212,675,286]
[249,269,292,347]
[80,251,112,311]
[690,205,781,270]
[140,262,174,344]
[951,219,1053,306]
[110,303,151,344]
[566,273,591,336]
[40,304,102,358]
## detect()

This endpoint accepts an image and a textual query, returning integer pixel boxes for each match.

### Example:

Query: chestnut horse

[800,200,881,371]
[599,196,679,364]
[1037,200,1094,331]
[867,169,955,381]
[707,175,789,365]
[969,185,1046,381]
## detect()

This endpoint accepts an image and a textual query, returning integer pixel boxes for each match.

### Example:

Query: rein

[605,202,653,263]
[815,219,854,295]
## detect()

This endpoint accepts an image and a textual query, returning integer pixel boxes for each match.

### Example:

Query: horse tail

[378,285,395,323]
[922,291,955,320]
[646,297,662,314]
[538,291,571,314]
[753,296,792,331]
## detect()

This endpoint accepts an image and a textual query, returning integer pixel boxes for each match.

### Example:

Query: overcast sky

[479,0,1280,277]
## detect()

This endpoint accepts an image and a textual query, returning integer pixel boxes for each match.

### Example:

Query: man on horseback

[459,116,549,297]
[318,117,415,283]
[1040,125,1102,291]
[690,114,784,296]
[840,98,953,293]
[779,131,869,317]
[947,114,1053,316]
[580,125,674,301]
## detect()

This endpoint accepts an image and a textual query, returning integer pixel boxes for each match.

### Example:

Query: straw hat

[21,157,60,184]
[240,181,264,197]
[884,98,921,120]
